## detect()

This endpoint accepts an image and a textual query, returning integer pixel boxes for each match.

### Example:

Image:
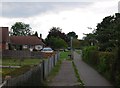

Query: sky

[0,0,120,39]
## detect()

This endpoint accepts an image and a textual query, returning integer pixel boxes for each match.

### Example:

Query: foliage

[46,27,69,43]
[67,31,78,39]
[45,36,68,49]
[2,66,31,78]
[83,13,120,51]
[46,59,62,84]
[72,39,80,49]
[83,33,97,46]
[72,61,84,86]
[97,13,120,50]
[60,51,70,60]
[82,46,120,87]
[82,46,98,63]
[10,22,32,36]
[98,52,114,78]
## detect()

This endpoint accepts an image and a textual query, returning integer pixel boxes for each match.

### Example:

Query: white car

[41,47,53,53]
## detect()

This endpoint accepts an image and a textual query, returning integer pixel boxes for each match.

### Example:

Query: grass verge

[43,59,62,86]
[72,61,84,87]
[60,51,71,60]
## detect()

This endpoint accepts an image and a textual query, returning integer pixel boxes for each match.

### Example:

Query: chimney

[0,27,9,43]
[40,34,42,39]
[0,27,9,50]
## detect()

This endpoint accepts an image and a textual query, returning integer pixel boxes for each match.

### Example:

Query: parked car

[41,47,53,53]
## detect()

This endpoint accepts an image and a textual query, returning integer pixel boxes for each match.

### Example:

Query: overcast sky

[0,0,120,39]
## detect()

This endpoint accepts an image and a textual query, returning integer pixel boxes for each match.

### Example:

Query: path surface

[49,60,78,86]
[73,52,113,87]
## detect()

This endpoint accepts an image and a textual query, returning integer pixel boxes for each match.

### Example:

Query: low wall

[2,50,44,59]
[2,52,60,87]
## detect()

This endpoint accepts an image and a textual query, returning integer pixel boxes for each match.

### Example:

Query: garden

[1,58,42,79]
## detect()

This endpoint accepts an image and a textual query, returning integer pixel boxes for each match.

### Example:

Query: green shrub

[82,46,120,87]
[82,46,98,65]
[98,52,114,74]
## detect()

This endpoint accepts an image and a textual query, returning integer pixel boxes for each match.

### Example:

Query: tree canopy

[10,22,32,36]
[67,31,78,39]
[46,27,69,43]
[84,13,120,51]
[45,36,68,49]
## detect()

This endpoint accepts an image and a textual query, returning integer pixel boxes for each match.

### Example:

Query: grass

[44,51,71,85]
[44,59,62,85]
[72,61,84,87]
[60,51,71,60]
[76,50,82,54]
[2,58,42,66]
[1,58,42,79]
[2,65,31,79]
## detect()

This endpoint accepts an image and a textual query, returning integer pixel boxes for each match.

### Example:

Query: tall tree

[67,31,78,39]
[72,39,80,49]
[47,27,69,43]
[95,13,120,51]
[45,36,68,49]
[10,22,32,36]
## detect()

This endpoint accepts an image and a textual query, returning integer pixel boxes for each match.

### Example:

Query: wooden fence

[1,52,60,87]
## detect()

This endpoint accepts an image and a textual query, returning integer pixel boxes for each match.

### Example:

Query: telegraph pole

[71,37,73,59]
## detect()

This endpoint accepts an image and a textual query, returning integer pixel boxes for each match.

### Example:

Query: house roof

[10,36,45,45]
[0,27,9,43]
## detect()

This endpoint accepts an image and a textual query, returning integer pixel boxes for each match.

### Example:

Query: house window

[35,45,42,50]
[23,45,28,49]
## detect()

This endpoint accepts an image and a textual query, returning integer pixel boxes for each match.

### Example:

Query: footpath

[73,52,113,87]
[49,60,78,86]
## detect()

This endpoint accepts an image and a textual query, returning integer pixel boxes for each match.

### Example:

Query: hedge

[82,46,120,87]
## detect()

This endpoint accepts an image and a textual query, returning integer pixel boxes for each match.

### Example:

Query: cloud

[0,0,119,39]
[1,2,92,18]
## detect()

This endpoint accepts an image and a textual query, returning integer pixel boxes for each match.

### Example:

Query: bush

[82,46,120,87]
[98,52,114,80]
[82,46,98,65]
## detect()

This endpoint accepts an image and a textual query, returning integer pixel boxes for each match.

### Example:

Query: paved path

[49,60,78,86]
[73,52,113,87]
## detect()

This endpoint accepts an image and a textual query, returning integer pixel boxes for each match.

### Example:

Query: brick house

[10,36,45,51]
[0,27,45,51]
[0,27,9,50]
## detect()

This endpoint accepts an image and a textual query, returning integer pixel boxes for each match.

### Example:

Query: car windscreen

[43,48,52,51]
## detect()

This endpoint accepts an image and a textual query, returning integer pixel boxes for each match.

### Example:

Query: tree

[95,13,120,51]
[47,27,69,43]
[84,13,120,51]
[10,22,32,36]
[72,39,80,49]
[45,36,68,49]
[67,31,78,39]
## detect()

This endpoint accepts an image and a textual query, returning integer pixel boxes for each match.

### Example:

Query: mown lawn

[60,51,71,60]
[1,58,42,79]
[2,58,42,66]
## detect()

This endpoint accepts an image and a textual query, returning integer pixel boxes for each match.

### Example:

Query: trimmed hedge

[82,46,120,87]
[98,52,114,80]
[82,46,98,66]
